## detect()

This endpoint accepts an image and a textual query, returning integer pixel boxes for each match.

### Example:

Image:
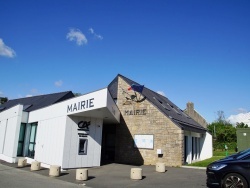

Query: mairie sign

[67,98,94,113]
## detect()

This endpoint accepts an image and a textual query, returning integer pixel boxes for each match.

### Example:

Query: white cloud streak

[89,27,103,40]
[55,80,63,87]
[66,28,87,46]
[0,38,16,58]
[227,112,250,125]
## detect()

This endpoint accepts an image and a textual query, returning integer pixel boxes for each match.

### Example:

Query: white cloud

[66,28,87,46]
[89,28,94,34]
[89,27,103,40]
[227,112,250,125]
[0,38,16,58]
[55,80,63,87]
[157,91,166,96]
[25,94,33,97]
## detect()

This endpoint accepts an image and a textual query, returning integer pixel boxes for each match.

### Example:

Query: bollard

[49,165,61,177]
[31,161,41,171]
[18,158,27,168]
[156,162,165,173]
[130,168,142,180]
[76,169,88,181]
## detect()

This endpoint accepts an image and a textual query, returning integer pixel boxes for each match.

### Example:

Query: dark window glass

[28,123,37,158]
[79,139,88,155]
[17,123,26,156]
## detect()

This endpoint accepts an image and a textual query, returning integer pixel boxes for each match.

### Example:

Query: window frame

[78,138,88,155]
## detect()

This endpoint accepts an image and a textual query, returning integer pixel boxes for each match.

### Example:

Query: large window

[17,123,26,156]
[28,123,37,158]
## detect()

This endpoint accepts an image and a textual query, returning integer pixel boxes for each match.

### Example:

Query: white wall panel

[93,118,103,166]
[0,120,7,154]
[106,91,120,122]
[200,132,213,160]
[21,112,29,123]
[62,116,103,169]
[35,116,67,166]
[0,105,23,162]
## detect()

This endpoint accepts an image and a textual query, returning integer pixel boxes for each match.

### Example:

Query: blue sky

[1,0,250,124]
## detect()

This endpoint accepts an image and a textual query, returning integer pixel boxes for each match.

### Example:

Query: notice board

[134,134,154,149]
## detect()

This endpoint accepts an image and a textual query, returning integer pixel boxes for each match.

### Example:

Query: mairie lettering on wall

[67,98,94,113]
[124,109,147,116]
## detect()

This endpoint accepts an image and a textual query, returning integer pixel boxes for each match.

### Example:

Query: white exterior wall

[21,111,29,123]
[27,88,119,168]
[34,116,67,167]
[184,131,211,164]
[0,105,23,163]
[62,116,103,168]
[200,132,213,160]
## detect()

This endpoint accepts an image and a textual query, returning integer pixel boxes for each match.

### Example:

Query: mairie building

[0,74,212,169]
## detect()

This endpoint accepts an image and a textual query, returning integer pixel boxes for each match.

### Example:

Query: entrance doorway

[101,124,116,165]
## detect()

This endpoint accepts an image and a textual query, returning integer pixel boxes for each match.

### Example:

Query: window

[28,123,37,158]
[17,123,26,156]
[78,139,88,155]
[153,97,171,111]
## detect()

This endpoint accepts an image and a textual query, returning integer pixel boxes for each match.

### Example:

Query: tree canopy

[0,97,8,105]
[207,111,248,150]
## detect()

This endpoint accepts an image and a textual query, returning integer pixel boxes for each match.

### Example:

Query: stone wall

[114,76,184,166]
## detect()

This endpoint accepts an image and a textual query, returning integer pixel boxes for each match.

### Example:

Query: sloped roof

[108,74,207,133]
[0,91,74,112]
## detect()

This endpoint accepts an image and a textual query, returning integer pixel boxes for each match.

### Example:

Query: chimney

[187,102,194,114]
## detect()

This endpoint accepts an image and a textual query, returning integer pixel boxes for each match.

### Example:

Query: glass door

[28,123,37,158]
[17,123,26,156]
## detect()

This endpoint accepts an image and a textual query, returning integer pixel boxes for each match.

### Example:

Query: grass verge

[185,150,236,167]
[186,156,223,167]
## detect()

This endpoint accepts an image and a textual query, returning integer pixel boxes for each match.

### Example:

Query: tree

[207,110,237,150]
[74,93,82,97]
[0,97,8,105]
[216,110,226,123]
[236,122,249,128]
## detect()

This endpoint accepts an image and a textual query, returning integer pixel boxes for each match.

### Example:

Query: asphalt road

[0,162,208,188]
[0,164,84,188]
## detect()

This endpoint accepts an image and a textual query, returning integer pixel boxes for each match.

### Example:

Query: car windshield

[235,148,250,159]
[227,148,250,159]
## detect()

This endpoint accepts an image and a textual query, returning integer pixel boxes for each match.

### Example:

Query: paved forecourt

[0,161,207,188]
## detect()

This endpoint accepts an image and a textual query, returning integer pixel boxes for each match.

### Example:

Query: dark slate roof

[0,91,74,113]
[108,74,207,133]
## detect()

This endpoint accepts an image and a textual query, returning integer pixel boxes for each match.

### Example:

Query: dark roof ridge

[114,74,207,133]
[8,90,73,101]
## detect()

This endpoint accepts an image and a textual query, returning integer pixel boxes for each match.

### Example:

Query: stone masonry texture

[114,76,184,167]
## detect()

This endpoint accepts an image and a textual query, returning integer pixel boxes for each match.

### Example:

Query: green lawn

[186,150,236,167]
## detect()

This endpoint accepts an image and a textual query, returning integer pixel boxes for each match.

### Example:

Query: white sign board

[134,135,154,149]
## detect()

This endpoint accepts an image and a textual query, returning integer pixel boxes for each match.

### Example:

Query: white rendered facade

[0,88,120,168]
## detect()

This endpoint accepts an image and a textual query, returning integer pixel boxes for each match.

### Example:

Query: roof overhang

[67,88,120,124]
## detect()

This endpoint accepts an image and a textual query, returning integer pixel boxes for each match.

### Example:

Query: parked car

[206,148,250,188]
